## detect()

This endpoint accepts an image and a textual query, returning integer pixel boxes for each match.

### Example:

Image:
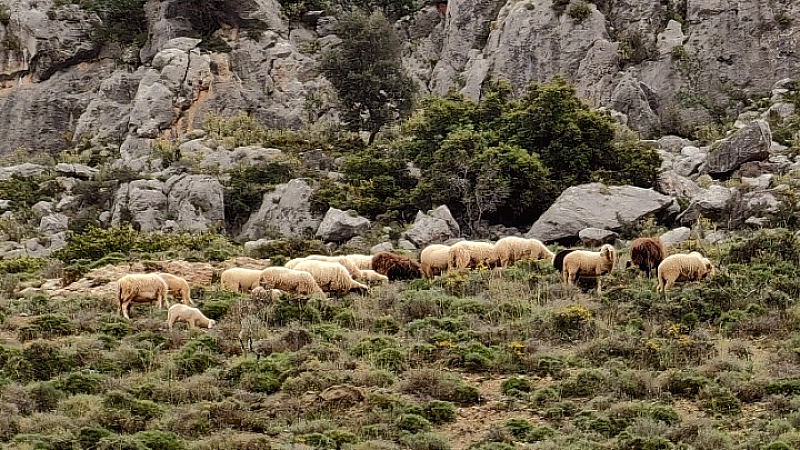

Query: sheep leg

[188,318,196,329]
[167,315,176,331]
[122,299,132,320]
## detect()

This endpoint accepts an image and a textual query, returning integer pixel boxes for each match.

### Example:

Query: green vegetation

[1,229,800,447]
[316,77,660,230]
[567,1,592,23]
[54,0,148,46]
[319,11,416,144]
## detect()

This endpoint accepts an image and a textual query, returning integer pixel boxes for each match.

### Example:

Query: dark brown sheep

[372,252,423,281]
[553,249,576,273]
[626,237,667,277]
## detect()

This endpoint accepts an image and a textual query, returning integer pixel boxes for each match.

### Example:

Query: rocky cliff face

[0,0,798,156]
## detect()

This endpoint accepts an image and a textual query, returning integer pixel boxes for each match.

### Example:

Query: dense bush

[224,162,296,233]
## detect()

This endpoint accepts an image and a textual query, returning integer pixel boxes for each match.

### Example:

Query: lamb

[553,249,576,273]
[220,268,263,293]
[561,244,617,294]
[345,254,374,270]
[250,286,284,303]
[493,236,554,268]
[625,237,667,277]
[259,266,325,296]
[286,255,363,280]
[117,273,170,320]
[359,269,390,284]
[372,252,423,280]
[156,273,194,306]
[448,241,496,270]
[420,244,451,278]
[656,252,715,293]
[292,260,370,294]
[166,304,216,330]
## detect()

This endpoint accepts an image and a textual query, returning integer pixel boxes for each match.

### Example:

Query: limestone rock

[705,120,772,175]
[371,242,394,254]
[240,179,322,240]
[316,208,370,243]
[403,205,460,247]
[55,163,98,180]
[39,213,69,235]
[526,183,677,242]
[657,171,703,201]
[660,227,691,247]
[111,180,168,231]
[165,174,225,232]
[676,186,737,225]
[0,164,48,180]
[579,228,619,247]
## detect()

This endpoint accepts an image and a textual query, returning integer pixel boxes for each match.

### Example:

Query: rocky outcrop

[239,179,321,240]
[705,120,772,176]
[402,205,460,247]
[525,183,677,242]
[676,185,737,225]
[164,174,225,232]
[111,180,169,231]
[316,208,370,243]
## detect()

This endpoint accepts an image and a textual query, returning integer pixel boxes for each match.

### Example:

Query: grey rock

[55,163,98,180]
[398,239,418,251]
[579,228,619,247]
[301,149,335,171]
[111,180,168,231]
[526,183,677,242]
[165,174,226,232]
[244,238,273,256]
[240,179,322,240]
[370,242,394,254]
[745,216,769,227]
[658,136,695,154]
[673,152,707,177]
[32,201,54,216]
[656,20,685,56]
[316,208,371,243]
[403,205,460,247]
[660,227,692,247]
[129,78,175,138]
[0,164,48,180]
[763,102,796,122]
[233,146,284,166]
[677,186,736,225]
[706,120,772,175]
[703,230,728,244]
[741,174,773,190]
[0,200,11,211]
[39,213,69,235]
[657,171,703,201]
[733,189,782,226]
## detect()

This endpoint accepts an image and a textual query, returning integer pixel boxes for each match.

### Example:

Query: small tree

[319,11,416,144]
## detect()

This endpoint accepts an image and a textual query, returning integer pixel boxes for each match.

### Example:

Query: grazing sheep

[372,252,423,280]
[448,241,496,270]
[345,254,374,270]
[166,304,216,330]
[553,249,576,273]
[220,268,263,293]
[493,237,554,268]
[286,255,363,280]
[360,269,389,284]
[656,252,715,293]
[625,237,667,277]
[561,244,617,294]
[420,244,451,278]
[250,286,283,303]
[259,267,325,296]
[292,260,369,294]
[117,273,170,320]
[157,273,194,306]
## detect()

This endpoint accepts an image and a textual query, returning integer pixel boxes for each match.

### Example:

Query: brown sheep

[372,252,422,281]
[625,237,666,277]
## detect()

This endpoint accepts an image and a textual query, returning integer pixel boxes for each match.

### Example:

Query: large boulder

[705,120,772,175]
[165,174,225,232]
[239,179,322,240]
[110,180,168,231]
[525,183,677,242]
[657,171,703,201]
[39,213,69,236]
[676,185,737,225]
[403,205,460,247]
[55,163,98,180]
[316,208,370,243]
[0,163,48,180]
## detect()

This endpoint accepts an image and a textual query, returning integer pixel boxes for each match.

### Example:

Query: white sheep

[359,269,389,284]
[656,251,715,293]
[561,244,617,294]
[220,267,263,293]
[166,304,216,330]
[345,254,373,270]
[259,266,325,296]
[292,260,370,294]
[286,255,363,280]
[156,272,194,306]
[420,244,451,278]
[493,236,554,268]
[117,273,170,320]
[448,241,496,270]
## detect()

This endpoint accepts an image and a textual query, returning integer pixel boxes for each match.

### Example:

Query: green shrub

[500,377,532,396]
[374,347,407,372]
[567,1,591,23]
[223,162,296,233]
[0,175,62,211]
[559,369,608,398]
[57,370,104,395]
[398,432,451,450]
[423,400,456,425]
[28,381,65,412]
[0,257,47,275]
[133,430,185,450]
[699,385,741,415]
[201,290,242,320]
[100,390,163,433]
[172,336,221,378]
[396,414,431,433]
[18,314,75,341]
[24,340,76,381]
[78,427,113,449]
[97,435,148,450]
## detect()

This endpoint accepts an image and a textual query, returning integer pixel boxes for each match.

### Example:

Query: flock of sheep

[114,235,716,329]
